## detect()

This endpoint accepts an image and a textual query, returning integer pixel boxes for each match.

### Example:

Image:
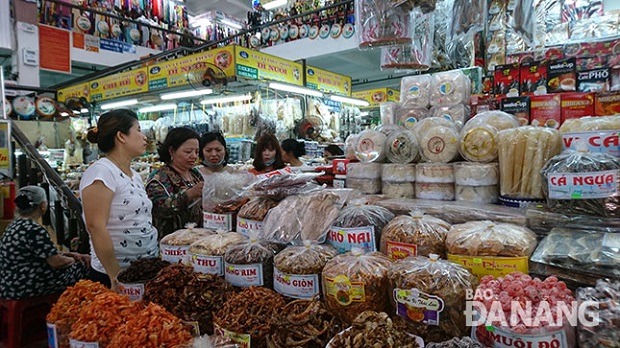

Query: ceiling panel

[184,0,252,20]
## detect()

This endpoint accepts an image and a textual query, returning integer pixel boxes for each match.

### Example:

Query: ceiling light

[360,111,369,117]
[269,82,324,98]
[139,104,178,113]
[60,112,69,117]
[160,89,213,100]
[99,99,139,110]
[72,110,81,114]
[220,19,243,30]
[262,0,287,10]
[329,95,370,107]
[200,94,252,105]
[80,108,89,113]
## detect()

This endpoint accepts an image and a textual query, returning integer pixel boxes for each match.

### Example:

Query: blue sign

[100,38,137,54]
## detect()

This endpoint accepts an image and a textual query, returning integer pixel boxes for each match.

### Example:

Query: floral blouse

[146,165,204,239]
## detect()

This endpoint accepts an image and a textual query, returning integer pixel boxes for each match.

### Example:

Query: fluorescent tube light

[200,94,252,105]
[60,112,69,117]
[160,89,213,100]
[72,110,81,114]
[80,108,89,113]
[100,99,139,110]
[220,19,243,30]
[262,0,287,10]
[360,111,369,117]
[139,104,178,113]
[329,95,370,107]
[269,82,324,98]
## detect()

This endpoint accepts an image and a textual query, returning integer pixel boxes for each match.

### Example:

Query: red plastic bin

[0,293,60,348]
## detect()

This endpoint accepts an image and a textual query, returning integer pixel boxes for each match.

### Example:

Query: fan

[295,115,324,139]
[185,62,227,94]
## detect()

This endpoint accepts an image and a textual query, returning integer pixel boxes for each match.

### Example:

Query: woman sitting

[0,186,89,299]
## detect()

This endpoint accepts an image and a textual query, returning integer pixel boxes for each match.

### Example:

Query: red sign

[39,25,71,74]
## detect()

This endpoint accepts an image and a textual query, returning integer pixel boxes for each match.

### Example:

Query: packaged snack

[594,91,620,116]
[460,110,520,163]
[453,162,499,186]
[576,279,620,348]
[188,231,246,276]
[223,237,282,288]
[400,75,431,108]
[430,70,471,106]
[520,60,548,96]
[347,162,382,179]
[355,129,388,162]
[382,182,416,198]
[356,0,411,49]
[385,129,420,164]
[561,92,595,123]
[547,58,577,93]
[494,63,520,98]
[415,182,455,201]
[500,96,530,126]
[577,68,610,92]
[397,106,430,130]
[382,163,416,182]
[346,178,382,194]
[159,225,214,264]
[530,94,561,129]
[327,203,395,254]
[429,104,469,128]
[413,117,460,163]
[380,212,451,260]
[455,185,499,204]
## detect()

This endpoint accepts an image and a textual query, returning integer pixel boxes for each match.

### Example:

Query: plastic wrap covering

[381,9,433,71]
[262,191,341,244]
[416,163,454,183]
[380,212,451,259]
[459,111,519,163]
[560,115,620,132]
[347,162,382,179]
[385,130,420,164]
[245,172,324,200]
[426,337,485,348]
[237,197,279,221]
[388,254,478,342]
[377,198,527,225]
[507,0,536,48]
[354,129,387,162]
[382,164,416,182]
[390,0,436,13]
[415,182,455,200]
[576,279,620,348]
[498,126,562,199]
[327,203,395,253]
[455,185,498,204]
[430,70,471,106]
[203,172,256,212]
[347,178,382,194]
[448,0,486,42]
[356,0,411,49]
[528,261,606,289]
[189,231,247,276]
[223,236,282,288]
[430,104,469,128]
[526,204,620,235]
[344,134,360,160]
[541,150,620,218]
[383,182,416,198]
[413,118,459,163]
[321,248,392,324]
[160,226,214,264]
[380,102,399,125]
[400,75,431,108]
[531,228,620,278]
[273,242,338,299]
[397,106,430,130]
[453,162,499,185]
[446,220,537,257]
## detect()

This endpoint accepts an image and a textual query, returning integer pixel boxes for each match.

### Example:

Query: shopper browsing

[80,109,159,290]
[0,186,89,299]
[146,127,205,239]
[281,138,306,167]
[323,144,344,164]
[199,131,229,175]
[249,133,286,175]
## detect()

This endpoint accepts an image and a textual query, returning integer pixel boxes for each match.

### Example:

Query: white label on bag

[191,254,224,276]
[562,131,620,156]
[69,339,99,348]
[472,325,568,348]
[236,218,263,236]
[47,322,58,348]
[159,244,189,263]
[327,226,376,253]
[117,282,144,301]
[273,268,319,299]
[225,263,263,287]
[548,170,619,199]
[204,212,233,230]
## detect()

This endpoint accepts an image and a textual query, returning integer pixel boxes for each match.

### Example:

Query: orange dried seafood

[108,302,193,347]
[69,292,142,347]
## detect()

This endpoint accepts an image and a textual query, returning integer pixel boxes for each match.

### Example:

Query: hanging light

[200,94,252,105]
[329,95,370,107]
[160,89,213,100]
[269,82,324,98]
[138,104,178,113]
[99,99,139,110]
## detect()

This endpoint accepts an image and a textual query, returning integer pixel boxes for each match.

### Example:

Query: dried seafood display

[189,231,247,276]
[237,196,280,221]
[224,237,281,288]
[380,212,451,259]
[116,258,171,283]
[576,279,620,347]
[328,204,395,254]
[446,221,537,257]
[327,311,421,348]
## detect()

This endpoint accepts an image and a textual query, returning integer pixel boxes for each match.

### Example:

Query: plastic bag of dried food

[380,211,451,260]
[385,129,420,164]
[388,254,478,342]
[262,191,342,245]
[397,106,430,130]
[160,224,214,264]
[344,134,360,160]
[559,115,620,133]
[273,241,338,299]
[355,129,388,162]
[446,221,537,257]
[576,279,620,348]
[426,337,485,348]
[223,235,282,288]
[459,110,519,163]
[327,202,395,254]
[322,248,392,324]
[237,197,279,221]
[203,171,256,212]
[447,0,486,42]
[117,258,171,301]
[541,149,620,218]
[507,0,536,48]
[246,171,324,199]
[401,75,431,108]
[189,231,247,276]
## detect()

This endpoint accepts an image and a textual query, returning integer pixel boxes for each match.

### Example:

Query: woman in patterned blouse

[146,127,205,239]
[0,186,89,299]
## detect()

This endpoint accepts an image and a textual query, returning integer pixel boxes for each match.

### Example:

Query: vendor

[199,131,229,175]
[0,186,89,299]
[324,144,344,164]
[147,127,205,238]
[281,138,305,167]
[249,133,286,175]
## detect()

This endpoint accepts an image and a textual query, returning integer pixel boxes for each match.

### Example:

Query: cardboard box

[577,68,610,92]
[530,94,561,128]
[595,92,620,116]
[501,97,530,125]
[547,58,577,93]
[332,159,349,175]
[609,66,620,92]
[561,92,595,123]
[494,63,520,98]
[520,61,547,96]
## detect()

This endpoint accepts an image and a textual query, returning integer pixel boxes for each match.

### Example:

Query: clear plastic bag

[380,211,451,259]
[356,0,412,49]
[237,197,279,221]
[576,279,620,348]
[448,0,486,42]
[322,248,392,324]
[388,254,478,342]
[327,203,395,253]
[203,172,256,212]
[430,104,469,128]
[245,172,324,200]
[559,115,620,133]
[430,70,471,106]
[446,220,537,257]
[397,106,430,130]
[385,130,420,164]
[412,117,460,163]
[355,129,388,162]
[189,231,247,257]
[344,134,360,160]
[459,110,519,163]
[541,150,620,218]
[223,236,282,288]
[160,225,214,246]
[400,75,431,108]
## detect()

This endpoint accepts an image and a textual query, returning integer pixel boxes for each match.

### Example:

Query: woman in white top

[79,109,158,290]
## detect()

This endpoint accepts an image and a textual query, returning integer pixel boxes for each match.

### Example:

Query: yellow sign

[352,88,400,107]
[447,254,529,279]
[305,66,351,96]
[57,82,90,102]
[0,122,8,169]
[147,46,235,90]
[235,47,303,86]
[89,67,149,102]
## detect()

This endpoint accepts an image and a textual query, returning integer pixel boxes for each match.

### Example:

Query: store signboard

[57,82,90,102]
[352,88,400,107]
[90,67,149,101]
[235,47,303,86]
[39,25,71,74]
[305,66,351,96]
[148,46,236,90]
